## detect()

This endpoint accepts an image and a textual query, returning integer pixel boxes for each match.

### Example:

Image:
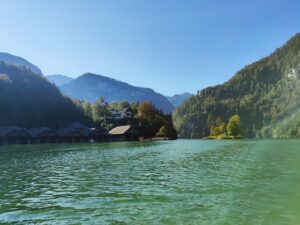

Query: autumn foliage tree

[208,115,242,139]
[226,115,242,137]
[137,102,177,139]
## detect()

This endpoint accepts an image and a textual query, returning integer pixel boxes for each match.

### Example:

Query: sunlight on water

[0,140,300,224]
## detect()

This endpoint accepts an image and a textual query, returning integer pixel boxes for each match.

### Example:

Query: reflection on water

[0,140,300,224]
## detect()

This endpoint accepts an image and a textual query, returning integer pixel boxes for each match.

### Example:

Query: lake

[0,140,300,224]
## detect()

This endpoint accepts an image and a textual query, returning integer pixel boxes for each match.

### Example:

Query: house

[82,128,103,142]
[0,126,29,144]
[111,108,133,120]
[28,127,58,144]
[56,128,83,143]
[66,122,104,142]
[108,125,138,141]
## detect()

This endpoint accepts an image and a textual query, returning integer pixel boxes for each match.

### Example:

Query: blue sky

[0,0,299,95]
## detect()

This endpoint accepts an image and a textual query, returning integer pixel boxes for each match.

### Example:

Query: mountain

[0,52,42,75]
[47,74,74,86]
[166,93,193,107]
[60,73,175,113]
[173,33,300,138]
[0,62,89,128]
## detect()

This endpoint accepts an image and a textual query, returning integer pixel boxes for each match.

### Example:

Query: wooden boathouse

[0,126,29,144]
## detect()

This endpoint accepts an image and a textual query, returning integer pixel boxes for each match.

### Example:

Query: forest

[0,62,88,128]
[173,33,300,138]
[206,115,242,139]
[76,98,177,140]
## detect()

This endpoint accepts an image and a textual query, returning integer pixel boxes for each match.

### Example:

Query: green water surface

[0,140,300,224]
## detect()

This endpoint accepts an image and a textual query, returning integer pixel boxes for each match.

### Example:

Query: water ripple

[0,140,300,224]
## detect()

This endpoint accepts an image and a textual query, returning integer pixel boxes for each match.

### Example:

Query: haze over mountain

[166,93,193,107]
[60,73,175,113]
[47,74,74,86]
[173,33,300,138]
[0,51,178,113]
[0,52,42,75]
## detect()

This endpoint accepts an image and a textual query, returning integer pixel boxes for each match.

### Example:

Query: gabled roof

[108,125,131,135]
[56,128,82,137]
[66,122,88,130]
[0,126,24,137]
[27,127,56,138]
[82,128,102,136]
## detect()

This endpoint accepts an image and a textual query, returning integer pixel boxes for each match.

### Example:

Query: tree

[226,115,242,137]
[210,126,220,136]
[137,101,177,139]
[206,113,214,127]
[156,126,168,137]
[109,102,119,110]
[137,102,156,119]
[156,125,177,140]
[81,101,92,118]
[92,98,111,129]
[219,122,227,134]
[119,101,130,109]
[216,117,223,127]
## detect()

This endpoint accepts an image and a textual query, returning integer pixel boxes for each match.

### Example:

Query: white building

[111,108,133,120]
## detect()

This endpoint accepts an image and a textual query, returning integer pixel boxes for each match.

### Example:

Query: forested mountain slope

[173,33,300,138]
[0,62,89,128]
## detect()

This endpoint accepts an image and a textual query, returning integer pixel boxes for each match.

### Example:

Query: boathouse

[0,126,29,144]
[28,127,58,144]
[108,125,138,141]
[82,128,103,142]
[56,128,83,143]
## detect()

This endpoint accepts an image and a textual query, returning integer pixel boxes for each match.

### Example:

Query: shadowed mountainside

[0,62,89,128]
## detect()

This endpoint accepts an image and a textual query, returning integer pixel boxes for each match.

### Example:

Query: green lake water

[0,140,300,225]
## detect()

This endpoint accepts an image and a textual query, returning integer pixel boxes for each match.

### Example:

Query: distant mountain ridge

[166,93,193,107]
[60,73,175,113]
[0,52,42,75]
[47,74,74,86]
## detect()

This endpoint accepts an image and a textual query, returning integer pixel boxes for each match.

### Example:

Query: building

[66,122,104,142]
[111,108,133,120]
[28,127,58,144]
[82,128,104,142]
[56,128,83,143]
[108,125,138,141]
[0,126,29,144]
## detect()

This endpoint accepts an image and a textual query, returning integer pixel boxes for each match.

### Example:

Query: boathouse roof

[27,127,56,138]
[108,125,131,135]
[82,128,102,136]
[0,126,24,137]
[56,128,82,137]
